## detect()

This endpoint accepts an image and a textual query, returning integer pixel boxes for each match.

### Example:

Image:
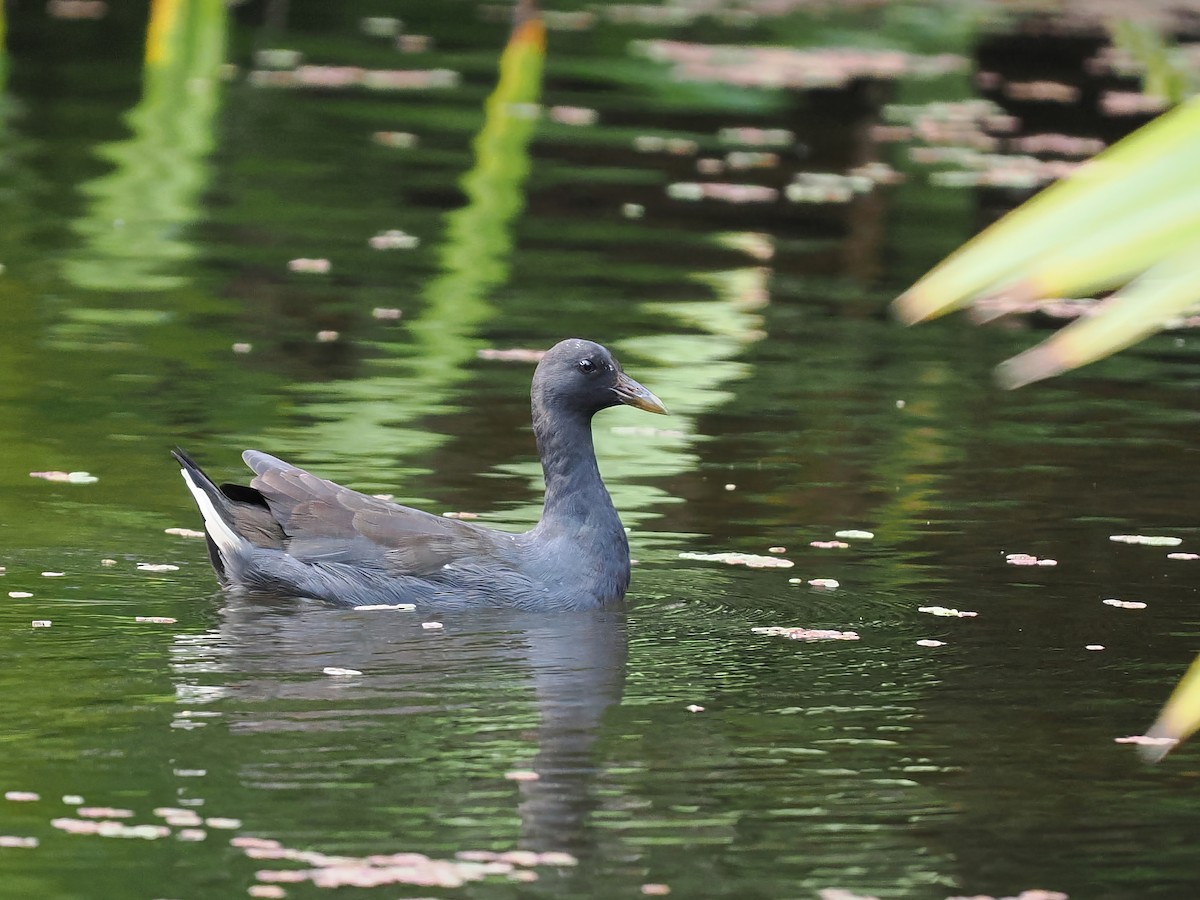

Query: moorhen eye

[174,338,668,612]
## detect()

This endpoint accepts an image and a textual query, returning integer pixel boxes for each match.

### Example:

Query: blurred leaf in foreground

[893,93,1200,388]
[1140,655,1200,763]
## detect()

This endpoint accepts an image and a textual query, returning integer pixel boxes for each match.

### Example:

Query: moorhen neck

[173,338,667,610]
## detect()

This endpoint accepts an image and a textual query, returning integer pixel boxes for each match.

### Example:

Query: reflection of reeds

[64,0,227,291]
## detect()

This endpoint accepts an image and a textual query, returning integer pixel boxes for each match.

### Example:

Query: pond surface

[2,2,1200,898]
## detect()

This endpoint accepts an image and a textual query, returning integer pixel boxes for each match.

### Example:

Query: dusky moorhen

[173,338,667,609]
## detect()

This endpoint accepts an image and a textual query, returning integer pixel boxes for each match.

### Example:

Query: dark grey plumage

[173,338,667,610]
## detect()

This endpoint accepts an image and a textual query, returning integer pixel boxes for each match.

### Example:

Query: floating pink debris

[1167,552,1200,561]
[1102,90,1167,116]
[205,817,242,829]
[397,34,433,53]
[30,470,98,484]
[137,563,179,573]
[1006,552,1057,567]
[477,347,546,363]
[165,527,205,538]
[810,540,850,549]
[5,791,39,802]
[718,126,793,146]
[504,770,539,782]
[549,105,598,126]
[686,704,705,713]
[177,828,207,841]
[248,887,287,899]
[1116,734,1177,748]
[232,342,253,354]
[802,578,840,589]
[642,886,672,897]
[316,330,340,342]
[1004,80,1080,103]
[77,807,134,818]
[421,621,444,630]
[287,258,331,274]
[667,182,777,204]
[372,307,403,320]
[634,40,966,91]
[442,511,479,519]
[232,836,284,850]
[369,229,419,250]
[918,606,978,618]
[768,546,786,554]
[1109,534,1181,546]
[679,551,793,569]
[0,836,38,848]
[752,626,859,641]
[1103,599,1147,610]
[322,666,363,677]
[372,131,418,148]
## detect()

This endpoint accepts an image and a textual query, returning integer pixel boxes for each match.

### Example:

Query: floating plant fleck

[369,229,419,250]
[1115,734,1177,748]
[322,667,363,677]
[372,307,403,320]
[549,105,598,126]
[30,470,98,484]
[477,347,546,362]
[134,616,178,624]
[10,592,33,599]
[31,620,51,628]
[1005,553,1057,566]
[77,807,134,818]
[232,342,253,354]
[41,571,65,577]
[137,563,179,572]
[918,606,978,618]
[1103,599,1147,610]
[916,639,946,647]
[165,527,205,538]
[372,130,418,148]
[685,704,705,713]
[287,258,331,274]
[752,626,859,641]
[504,770,539,782]
[835,530,874,540]
[1086,644,1105,651]
[354,603,416,611]
[1109,534,1181,546]
[679,551,793,569]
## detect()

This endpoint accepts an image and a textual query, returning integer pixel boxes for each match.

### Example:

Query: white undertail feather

[179,468,245,558]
